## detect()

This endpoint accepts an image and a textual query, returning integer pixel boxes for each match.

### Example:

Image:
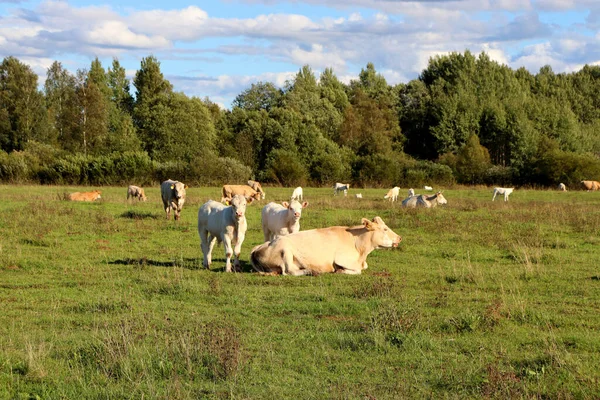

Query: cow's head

[362,216,401,248]
[435,191,448,205]
[140,189,147,201]
[94,191,102,200]
[249,192,262,202]
[283,200,308,221]
[230,195,247,220]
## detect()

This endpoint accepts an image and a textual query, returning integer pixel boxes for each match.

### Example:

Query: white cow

[251,216,401,276]
[384,187,400,202]
[127,185,147,201]
[161,179,187,220]
[558,183,567,191]
[197,195,248,272]
[492,187,514,202]
[408,188,415,197]
[261,200,309,242]
[291,187,303,201]
[334,183,350,196]
[424,186,433,191]
[355,193,363,199]
[402,192,447,208]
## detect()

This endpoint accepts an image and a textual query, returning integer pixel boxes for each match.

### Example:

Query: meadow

[1,184,599,399]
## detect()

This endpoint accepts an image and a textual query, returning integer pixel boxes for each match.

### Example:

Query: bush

[264,149,308,186]
[189,155,252,186]
[0,150,30,182]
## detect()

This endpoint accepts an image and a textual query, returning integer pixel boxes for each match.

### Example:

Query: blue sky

[1,0,599,108]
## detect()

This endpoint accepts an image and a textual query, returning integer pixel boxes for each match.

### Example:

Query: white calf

[558,183,567,191]
[198,195,248,272]
[261,200,309,242]
[424,186,433,191]
[384,187,400,202]
[334,183,350,196]
[291,187,303,201]
[492,187,514,202]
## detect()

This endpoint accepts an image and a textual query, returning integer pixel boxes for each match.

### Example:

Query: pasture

[1,185,599,399]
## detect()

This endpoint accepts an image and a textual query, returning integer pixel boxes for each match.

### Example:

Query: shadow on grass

[119,210,159,220]
[108,257,254,273]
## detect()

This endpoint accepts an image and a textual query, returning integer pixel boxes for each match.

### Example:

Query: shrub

[0,150,30,182]
[189,155,252,186]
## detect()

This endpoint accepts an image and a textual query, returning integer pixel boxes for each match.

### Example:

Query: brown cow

[221,184,261,203]
[581,180,600,191]
[68,190,102,202]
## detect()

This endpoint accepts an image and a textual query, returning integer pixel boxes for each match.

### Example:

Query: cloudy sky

[1,0,599,108]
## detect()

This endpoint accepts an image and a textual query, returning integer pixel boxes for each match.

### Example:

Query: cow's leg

[232,232,245,272]
[492,191,497,201]
[199,230,212,269]
[206,234,218,268]
[165,207,171,219]
[281,250,311,276]
[223,234,234,272]
[336,268,362,275]
[262,222,271,242]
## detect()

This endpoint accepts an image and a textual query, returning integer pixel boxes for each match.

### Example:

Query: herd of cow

[64,178,600,275]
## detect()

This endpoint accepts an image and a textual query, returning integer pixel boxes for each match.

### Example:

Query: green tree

[45,61,78,151]
[454,134,491,184]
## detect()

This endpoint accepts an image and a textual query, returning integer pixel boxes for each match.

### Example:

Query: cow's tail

[250,242,271,273]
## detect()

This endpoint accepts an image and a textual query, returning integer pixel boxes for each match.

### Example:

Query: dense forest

[1,51,600,188]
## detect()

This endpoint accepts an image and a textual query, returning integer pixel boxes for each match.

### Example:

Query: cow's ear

[184,185,188,189]
[170,185,175,189]
[362,218,375,230]
[282,201,289,208]
[372,216,384,225]
[302,201,308,208]
[247,197,254,204]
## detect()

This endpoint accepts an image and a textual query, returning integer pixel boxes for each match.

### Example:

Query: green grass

[1,185,599,398]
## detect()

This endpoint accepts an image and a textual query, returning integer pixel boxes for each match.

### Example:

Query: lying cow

[251,216,401,276]
[197,195,248,272]
[384,187,400,202]
[402,192,447,208]
[222,184,261,203]
[424,186,433,191]
[68,190,102,202]
[581,180,600,191]
[247,180,266,199]
[161,179,187,220]
[355,193,363,199]
[291,187,303,201]
[127,185,147,201]
[558,183,567,191]
[261,200,309,242]
[492,187,514,202]
[334,182,350,196]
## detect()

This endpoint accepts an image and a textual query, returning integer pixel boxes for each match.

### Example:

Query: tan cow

[222,184,261,203]
[68,190,102,202]
[384,186,400,202]
[250,216,401,276]
[127,185,147,201]
[581,180,600,191]
[247,180,266,199]
[161,179,187,220]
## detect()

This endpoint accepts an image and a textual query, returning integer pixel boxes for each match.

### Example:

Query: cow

[355,193,363,199]
[291,187,303,201]
[250,216,401,276]
[161,179,187,220]
[424,186,433,191]
[197,195,248,272]
[68,190,102,202]
[334,182,350,196]
[408,188,415,197]
[127,185,147,201]
[558,183,567,192]
[402,192,447,208]
[247,180,266,199]
[580,180,600,191]
[222,185,261,204]
[492,187,514,202]
[261,200,309,242]
[384,187,400,202]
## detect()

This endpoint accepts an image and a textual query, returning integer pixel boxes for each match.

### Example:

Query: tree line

[1,51,600,187]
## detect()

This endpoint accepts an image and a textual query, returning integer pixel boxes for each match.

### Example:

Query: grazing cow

[424,186,433,191]
[334,182,350,196]
[68,190,102,202]
[261,200,309,242]
[250,216,401,276]
[247,180,266,199]
[161,179,187,220]
[127,185,147,201]
[291,187,303,201]
[558,183,567,192]
[402,192,447,208]
[384,187,400,202]
[197,195,248,272]
[492,187,514,202]
[355,193,363,199]
[408,188,415,197]
[580,180,600,191]
[222,185,261,204]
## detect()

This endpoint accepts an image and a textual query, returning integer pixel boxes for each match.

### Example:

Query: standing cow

[197,195,248,272]
[384,187,400,202]
[334,183,350,196]
[127,185,147,201]
[247,180,266,199]
[161,179,187,220]
[492,187,514,202]
[261,200,309,242]
[291,187,303,201]
[581,180,600,191]
[558,183,567,191]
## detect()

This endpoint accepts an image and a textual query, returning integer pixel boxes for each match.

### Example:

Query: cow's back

[198,200,228,235]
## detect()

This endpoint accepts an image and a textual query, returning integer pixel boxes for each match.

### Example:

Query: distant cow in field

[291,187,303,201]
[408,188,415,197]
[247,180,266,199]
[68,190,102,202]
[558,183,567,191]
[402,192,447,208]
[197,195,248,272]
[127,185,147,201]
[334,183,350,196]
[424,186,433,191]
[581,180,600,191]
[384,187,400,202]
[261,200,309,242]
[222,184,261,203]
[250,216,401,276]
[355,193,363,199]
[161,179,187,220]
[492,187,514,202]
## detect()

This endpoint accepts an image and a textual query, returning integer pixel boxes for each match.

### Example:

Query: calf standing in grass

[198,195,248,272]
[261,200,309,242]
[127,185,147,201]
[291,187,303,201]
[384,187,400,202]
[334,183,350,196]
[492,187,514,202]
[161,179,187,220]
[558,183,567,191]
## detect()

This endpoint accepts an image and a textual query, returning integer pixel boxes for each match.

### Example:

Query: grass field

[1,184,599,399]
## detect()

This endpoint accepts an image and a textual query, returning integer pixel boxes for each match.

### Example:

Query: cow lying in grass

[68,190,102,201]
[402,192,448,208]
[250,216,401,276]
